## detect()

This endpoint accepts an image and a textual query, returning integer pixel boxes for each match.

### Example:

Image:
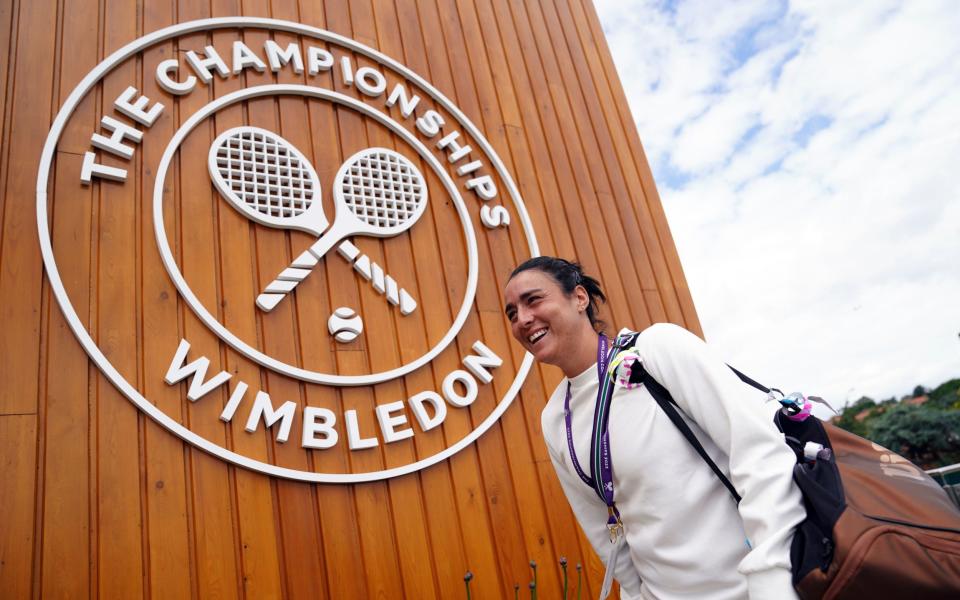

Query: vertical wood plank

[39,154,95,600]
[364,3,450,598]
[94,3,146,598]
[0,0,20,239]
[35,0,101,593]
[0,415,38,599]
[202,5,288,599]
[0,0,57,417]
[283,6,375,597]
[239,7,331,595]
[139,2,196,599]
[172,3,241,597]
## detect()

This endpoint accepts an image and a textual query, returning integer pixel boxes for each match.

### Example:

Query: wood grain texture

[3,0,703,598]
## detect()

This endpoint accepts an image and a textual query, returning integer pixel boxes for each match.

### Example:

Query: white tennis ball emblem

[328,307,363,343]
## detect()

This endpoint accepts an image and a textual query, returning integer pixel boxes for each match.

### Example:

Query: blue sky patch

[794,114,833,147]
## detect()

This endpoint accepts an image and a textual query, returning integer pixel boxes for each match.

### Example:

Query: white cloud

[596,0,960,404]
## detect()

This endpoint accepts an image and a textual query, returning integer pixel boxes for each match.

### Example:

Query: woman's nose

[516,305,533,325]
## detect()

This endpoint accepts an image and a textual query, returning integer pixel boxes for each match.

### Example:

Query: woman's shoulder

[619,323,715,377]
[541,376,570,416]
[539,378,574,451]
[622,322,699,348]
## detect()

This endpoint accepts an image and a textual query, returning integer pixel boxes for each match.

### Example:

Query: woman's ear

[574,284,589,312]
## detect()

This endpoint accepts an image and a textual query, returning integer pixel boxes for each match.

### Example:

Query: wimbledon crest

[36,17,539,483]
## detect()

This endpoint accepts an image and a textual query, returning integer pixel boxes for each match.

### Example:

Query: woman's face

[503,269,591,368]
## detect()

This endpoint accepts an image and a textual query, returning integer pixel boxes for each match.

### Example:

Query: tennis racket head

[208,126,327,236]
[332,148,428,238]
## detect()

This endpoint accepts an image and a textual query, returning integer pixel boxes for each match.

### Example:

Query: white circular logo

[37,18,538,482]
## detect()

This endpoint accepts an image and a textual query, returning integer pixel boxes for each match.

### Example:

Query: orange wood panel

[366,4,443,598]
[553,0,678,327]
[298,64,372,600]
[4,1,704,598]
[0,0,19,249]
[0,0,58,417]
[485,0,643,337]
[94,2,148,593]
[170,10,243,597]
[35,0,102,592]
[526,0,663,327]
[0,415,38,599]
[573,0,703,336]
[323,5,409,598]
[40,156,96,600]
[140,3,200,599]
[377,8,473,597]
[249,25,331,599]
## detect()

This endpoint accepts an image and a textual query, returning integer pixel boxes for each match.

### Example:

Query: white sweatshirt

[541,323,805,600]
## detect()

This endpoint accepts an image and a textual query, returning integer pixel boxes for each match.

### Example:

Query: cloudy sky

[594,0,959,409]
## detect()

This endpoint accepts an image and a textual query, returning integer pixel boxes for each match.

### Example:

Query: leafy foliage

[832,377,960,469]
[928,379,960,410]
[832,396,875,438]
[867,403,960,468]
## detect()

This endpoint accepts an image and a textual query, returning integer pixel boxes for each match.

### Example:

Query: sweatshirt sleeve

[635,323,804,599]
[542,428,645,598]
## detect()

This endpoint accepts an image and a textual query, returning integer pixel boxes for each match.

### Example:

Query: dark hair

[509,256,607,333]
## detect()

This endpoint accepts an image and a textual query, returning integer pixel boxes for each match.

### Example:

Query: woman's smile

[503,269,597,376]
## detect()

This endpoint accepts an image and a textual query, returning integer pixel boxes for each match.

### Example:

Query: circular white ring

[36,18,539,482]
[154,84,476,385]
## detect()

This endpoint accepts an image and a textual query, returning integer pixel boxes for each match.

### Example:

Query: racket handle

[256,235,339,312]
[256,237,419,315]
[337,241,418,315]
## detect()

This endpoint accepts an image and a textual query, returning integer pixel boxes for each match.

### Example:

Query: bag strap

[596,330,761,506]
[636,366,743,504]
[727,365,773,395]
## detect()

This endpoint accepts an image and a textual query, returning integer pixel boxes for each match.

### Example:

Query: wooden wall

[0,0,701,598]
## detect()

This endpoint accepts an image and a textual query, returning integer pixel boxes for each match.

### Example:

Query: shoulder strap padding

[636,366,743,504]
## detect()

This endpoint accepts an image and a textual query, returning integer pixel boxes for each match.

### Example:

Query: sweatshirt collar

[568,361,599,394]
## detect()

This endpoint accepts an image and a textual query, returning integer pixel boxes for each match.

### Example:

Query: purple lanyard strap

[565,333,631,539]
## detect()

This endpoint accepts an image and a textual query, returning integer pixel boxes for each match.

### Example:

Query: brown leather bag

[790,422,960,599]
[635,358,960,599]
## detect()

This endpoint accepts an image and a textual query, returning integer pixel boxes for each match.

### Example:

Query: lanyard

[564,333,624,540]
[563,334,606,487]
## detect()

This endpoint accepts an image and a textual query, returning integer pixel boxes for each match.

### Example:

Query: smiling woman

[504,256,806,600]
[504,257,606,377]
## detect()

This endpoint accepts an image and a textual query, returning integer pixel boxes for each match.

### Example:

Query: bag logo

[870,442,928,483]
[37,17,539,483]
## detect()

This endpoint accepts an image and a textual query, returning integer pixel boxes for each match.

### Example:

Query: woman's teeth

[528,329,547,343]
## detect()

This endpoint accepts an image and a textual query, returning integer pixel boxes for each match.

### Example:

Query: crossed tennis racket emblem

[208,126,425,315]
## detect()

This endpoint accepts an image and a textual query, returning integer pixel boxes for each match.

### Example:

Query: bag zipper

[861,512,960,535]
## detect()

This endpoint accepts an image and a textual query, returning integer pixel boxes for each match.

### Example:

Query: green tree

[928,379,960,410]
[834,396,876,438]
[867,403,960,469]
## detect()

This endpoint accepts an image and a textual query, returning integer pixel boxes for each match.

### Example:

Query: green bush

[830,378,960,469]
[928,379,960,410]
[866,402,960,469]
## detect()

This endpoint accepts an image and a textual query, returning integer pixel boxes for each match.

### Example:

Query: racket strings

[341,151,424,229]
[214,130,315,218]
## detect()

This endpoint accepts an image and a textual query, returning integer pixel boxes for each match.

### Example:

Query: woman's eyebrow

[504,288,543,314]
